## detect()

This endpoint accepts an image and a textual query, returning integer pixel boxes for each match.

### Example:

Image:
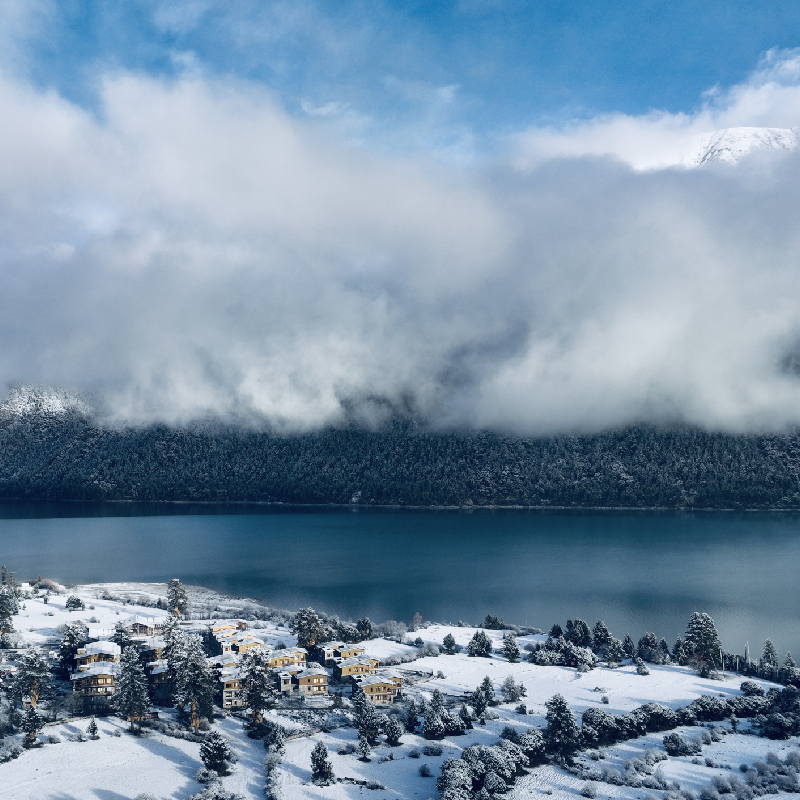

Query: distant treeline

[2,411,800,507]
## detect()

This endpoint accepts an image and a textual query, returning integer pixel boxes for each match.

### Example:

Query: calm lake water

[0,501,797,657]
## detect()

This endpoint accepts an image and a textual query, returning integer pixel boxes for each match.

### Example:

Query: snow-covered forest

[4,406,800,508]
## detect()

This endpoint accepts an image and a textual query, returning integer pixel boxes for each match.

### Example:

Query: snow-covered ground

[1,583,797,800]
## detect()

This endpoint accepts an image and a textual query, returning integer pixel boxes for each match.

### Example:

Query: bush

[423,743,443,756]
[419,764,432,777]
[46,735,61,744]
[408,748,420,758]
[197,767,218,783]
[581,782,598,798]
[65,595,85,611]
[663,733,702,757]
[516,704,527,715]
[740,681,765,697]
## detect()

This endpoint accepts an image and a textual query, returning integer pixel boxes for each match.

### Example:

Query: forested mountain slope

[2,410,800,508]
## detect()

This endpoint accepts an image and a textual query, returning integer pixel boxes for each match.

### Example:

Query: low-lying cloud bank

[3,55,800,434]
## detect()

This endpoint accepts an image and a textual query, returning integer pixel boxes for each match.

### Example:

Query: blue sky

[15,0,800,149]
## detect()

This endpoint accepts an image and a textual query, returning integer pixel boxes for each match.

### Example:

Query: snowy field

[0,582,797,800]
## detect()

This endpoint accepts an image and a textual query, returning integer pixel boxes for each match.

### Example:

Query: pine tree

[459,704,474,729]
[422,707,445,739]
[384,714,403,746]
[684,612,722,677]
[356,617,372,640]
[565,619,591,648]
[480,675,495,705]
[430,689,444,716]
[786,652,796,668]
[605,638,625,664]
[174,634,215,730]
[467,629,492,657]
[110,621,134,650]
[166,578,189,618]
[502,633,520,663]
[200,730,234,775]
[549,623,563,639]
[443,633,457,654]
[622,634,635,659]
[672,636,688,666]
[501,676,526,703]
[87,717,98,739]
[291,608,325,649]
[58,620,88,675]
[0,585,19,634]
[11,650,52,709]
[657,638,671,664]
[637,632,658,662]
[310,741,334,785]
[356,732,372,760]
[543,694,581,761]
[112,646,150,730]
[761,639,779,677]
[22,704,44,747]
[592,621,613,656]
[240,649,276,727]
[470,686,487,718]
[405,699,419,732]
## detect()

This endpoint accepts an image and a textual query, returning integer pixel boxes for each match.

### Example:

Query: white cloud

[3,62,800,434]
[516,48,800,171]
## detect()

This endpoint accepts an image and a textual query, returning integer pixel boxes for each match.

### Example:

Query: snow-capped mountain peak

[683,126,800,166]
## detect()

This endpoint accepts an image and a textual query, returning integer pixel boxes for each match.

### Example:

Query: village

[0,578,799,800]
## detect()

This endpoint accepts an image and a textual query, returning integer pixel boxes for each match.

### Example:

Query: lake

[0,501,798,658]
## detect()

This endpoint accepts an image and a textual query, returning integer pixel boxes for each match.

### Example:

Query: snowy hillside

[682,126,800,166]
[0,386,91,418]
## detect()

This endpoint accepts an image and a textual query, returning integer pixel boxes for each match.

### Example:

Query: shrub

[582,782,598,798]
[196,767,218,783]
[740,681,764,697]
[419,764,432,777]
[423,743,443,756]
[65,595,85,611]
[408,748,420,758]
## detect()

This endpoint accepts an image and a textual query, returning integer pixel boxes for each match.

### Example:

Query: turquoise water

[0,501,798,657]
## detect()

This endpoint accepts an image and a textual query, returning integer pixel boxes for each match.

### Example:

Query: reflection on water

[0,501,798,656]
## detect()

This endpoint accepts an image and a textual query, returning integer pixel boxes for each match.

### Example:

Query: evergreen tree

[684,612,722,677]
[112,646,151,730]
[11,650,51,709]
[565,619,591,648]
[87,717,98,738]
[459,704,474,729]
[637,632,659,662]
[174,634,215,730]
[480,675,495,705]
[501,676,526,703]
[404,699,419,732]
[240,649,276,727]
[291,608,325,649]
[443,633,457,654]
[262,719,287,753]
[657,638,671,664]
[200,730,234,775]
[422,706,445,739]
[502,633,520,663]
[355,617,372,640]
[384,714,403,745]
[672,637,688,666]
[761,639,779,676]
[430,688,445,716]
[58,620,88,675]
[591,621,613,656]
[22,705,44,747]
[543,694,581,761]
[110,622,134,650]
[549,624,563,639]
[356,733,372,760]
[467,629,492,657]
[167,578,189,618]
[622,634,635,659]
[470,686,488,718]
[352,686,382,744]
[605,638,625,664]
[786,652,796,668]
[0,585,19,634]
[310,741,334,785]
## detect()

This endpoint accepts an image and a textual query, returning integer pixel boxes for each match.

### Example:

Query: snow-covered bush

[423,742,443,756]
[65,595,85,611]
[740,681,765,697]
[419,764,432,777]
[663,733,702,756]
[196,767,218,783]
[581,781,598,797]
